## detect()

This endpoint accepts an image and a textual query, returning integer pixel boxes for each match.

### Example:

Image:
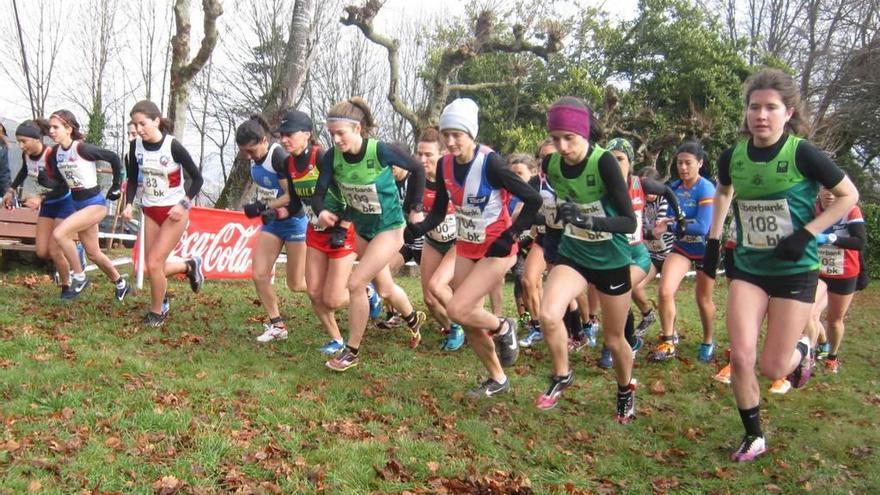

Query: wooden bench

[0,208,39,252]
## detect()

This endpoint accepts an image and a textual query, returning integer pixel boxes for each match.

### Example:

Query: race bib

[455,206,486,243]
[680,234,705,244]
[564,201,612,243]
[339,182,382,214]
[738,199,794,250]
[142,168,170,200]
[58,161,91,189]
[28,170,53,195]
[541,196,564,230]
[303,205,326,231]
[818,245,845,276]
[255,185,278,203]
[428,213,457,243]
[646,238,667,252]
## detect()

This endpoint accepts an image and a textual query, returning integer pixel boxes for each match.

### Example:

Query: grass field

[0,265,878,494]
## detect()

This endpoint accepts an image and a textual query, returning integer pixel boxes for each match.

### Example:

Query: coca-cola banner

[133,206,262,279]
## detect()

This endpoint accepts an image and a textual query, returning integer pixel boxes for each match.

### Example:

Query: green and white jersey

[332,139,404,238]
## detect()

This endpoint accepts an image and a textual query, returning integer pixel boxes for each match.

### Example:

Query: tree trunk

[214,0,315,209]
[167,0,223,138]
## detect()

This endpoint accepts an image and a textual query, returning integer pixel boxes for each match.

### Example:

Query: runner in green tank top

[311,98,428,372]
[703,69,858,463]
[534,97,640,422]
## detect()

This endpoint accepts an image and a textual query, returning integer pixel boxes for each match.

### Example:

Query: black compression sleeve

[419,160,450,232]
[125,141,138,204]
[795,141,845,189]
[10,159,27,190]
[717,147,734,186]
[310,148,335,214]
[591,152,637,234]
[642,177,683,219]
[377,142,425,213]
[270,145,289,175]
[78,142,122,187]
[170,139,203,199]
[833,222,866,251]
[484,153,541,234]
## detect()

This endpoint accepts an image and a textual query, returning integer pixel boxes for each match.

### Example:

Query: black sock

[617,382,632,393]
[404,311,418,326]
[828,353,837,361]
[796,340,808,360]
[589,314,598,322]
[346,345,359,356]
[738,405,762,437]
[269,316,284,325]
[624,310,635,347]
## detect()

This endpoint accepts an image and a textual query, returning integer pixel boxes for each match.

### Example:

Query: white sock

[115,278,127,289]
[72,272,86,281]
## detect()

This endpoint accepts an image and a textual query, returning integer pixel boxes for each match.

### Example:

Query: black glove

[702,238,721,279]
[517,232,534,256]
[485,230,516,257]
[243,201,268,218]
[774,228,814,261]
[36,169,60,190]
[106,185,121,201]
[329,225,349,249]
[557,202,593,230]
[406,221,427,238]
[261,208,287,225]
[675,216,687,238]
[532,212,546,227]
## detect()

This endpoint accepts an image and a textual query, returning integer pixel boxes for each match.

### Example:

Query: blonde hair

[327,97,376,138]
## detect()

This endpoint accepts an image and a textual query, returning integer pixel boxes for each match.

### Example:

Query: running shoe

[467,377,510,399]
[256,322,288,343]
[142,311,166,328]
[713,364,732,384]
[698,342,716,363]
[598,346,613,369]
[816,342,830,360]
[635,310,656,337]
[631,336,644,357]
[377,313,402,329]
[615,383,637,424]
[518,326,544,348]
[186,256,205,293]
[493,318,519,367]
[583,319,599,347]
[318,339,345,355]
[535,371,574,410]
[366,284,382,320]
[115,279,132,302]
[648,340,677,362]
[60,287,77,301]
[730,435,767,462]
[442,324,465,351]
[769,379,791,395]
[787,336,813,388]
[68,276,90,299]
[160,297,170,316]
[824,357,839,374]
[568,337,588,353]
[326,348,358,371]
[407,311,426,349]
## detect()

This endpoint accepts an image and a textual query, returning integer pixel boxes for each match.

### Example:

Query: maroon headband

[546,105,590,139]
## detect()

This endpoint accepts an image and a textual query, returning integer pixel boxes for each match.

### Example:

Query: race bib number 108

[738,199,794,250]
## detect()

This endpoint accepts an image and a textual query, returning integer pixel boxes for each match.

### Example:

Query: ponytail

[236,114,273,146]
[327,97,376,138]
[49,109,83,140]
[129,99,174,134]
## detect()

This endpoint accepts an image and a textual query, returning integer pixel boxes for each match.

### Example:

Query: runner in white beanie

[439,98,479,138]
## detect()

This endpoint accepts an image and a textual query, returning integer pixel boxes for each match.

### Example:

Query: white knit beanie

[439,98,479,138]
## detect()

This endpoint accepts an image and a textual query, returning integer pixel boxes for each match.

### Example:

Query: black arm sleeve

[834,222,866,251]
[377,142,425,213]
[310,149,335,214]
[125,141,138,204]
[10,156,27,190]
[78,142,122,188]
[717,147,734,186]
[171,139,203,199]
[419,161,450,232]
[795,141,845,189]
[484,153,541,234]
[591,152,636,233]
[0,146,10,193]
[642,177,683,219]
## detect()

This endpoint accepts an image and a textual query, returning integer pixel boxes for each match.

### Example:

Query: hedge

[863,203,880,278]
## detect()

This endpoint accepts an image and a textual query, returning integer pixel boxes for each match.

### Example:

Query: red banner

[133,206,262,279]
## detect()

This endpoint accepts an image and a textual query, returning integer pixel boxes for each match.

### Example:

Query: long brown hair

[130,99,174,134]
[49,109,84,140]
[742,68,811,137]
[327,97,376,138]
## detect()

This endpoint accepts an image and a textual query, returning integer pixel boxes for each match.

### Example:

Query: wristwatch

[827,233,837,245]
[179,199,192,210]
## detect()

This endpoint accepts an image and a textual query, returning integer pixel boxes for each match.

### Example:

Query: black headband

[15,122,42,139]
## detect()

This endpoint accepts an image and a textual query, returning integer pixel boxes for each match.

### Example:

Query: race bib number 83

[818,245,845,276]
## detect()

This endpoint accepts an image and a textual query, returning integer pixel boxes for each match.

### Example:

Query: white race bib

[626,210,644,244]
[564,200,612,243]
[738,199,794,250]
[428,213,457,243]
[142,168,170,200]
[58,161,90,189]
[255,185,278,203]
[339,182,382,214]
[27,170,52,195]
[819,245,845,276]
[455,206,486,243]
[303,205,326,231]
[541,196,564,230]
[646,238,667,252]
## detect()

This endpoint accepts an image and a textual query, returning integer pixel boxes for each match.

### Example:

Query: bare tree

[167,0,223,137]
[0,1,65,117]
